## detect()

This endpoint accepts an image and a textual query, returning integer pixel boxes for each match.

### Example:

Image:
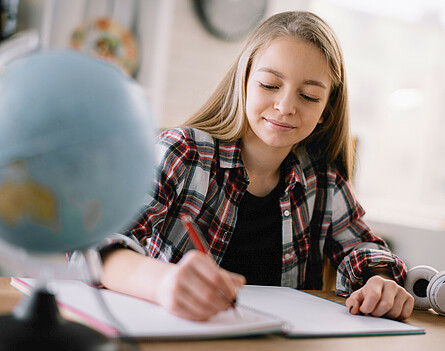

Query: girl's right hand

[156,250,246,321]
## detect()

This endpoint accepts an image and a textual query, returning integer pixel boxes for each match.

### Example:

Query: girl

[99,11,414,321]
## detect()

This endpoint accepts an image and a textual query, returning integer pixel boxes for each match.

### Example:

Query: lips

[264,118,295,131]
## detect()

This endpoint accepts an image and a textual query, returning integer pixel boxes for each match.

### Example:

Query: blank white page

[12,278,283,340]
[238,285,424,337]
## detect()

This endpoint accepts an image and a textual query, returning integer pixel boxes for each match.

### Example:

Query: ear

[318,105,328,124]
[319,104,330,124]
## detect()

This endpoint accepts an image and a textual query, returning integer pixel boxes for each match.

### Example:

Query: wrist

[363,266,394,283]
[137,257,174,305]
[101,248,173,305]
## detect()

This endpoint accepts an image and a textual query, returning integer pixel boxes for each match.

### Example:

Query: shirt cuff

[68,233,148,286]
[335,248,408,297]
[96,233,148,257]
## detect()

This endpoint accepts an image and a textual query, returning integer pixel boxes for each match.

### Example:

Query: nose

[274,91,297,116]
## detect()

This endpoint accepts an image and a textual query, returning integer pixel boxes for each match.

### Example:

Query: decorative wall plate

[70,17,139,75]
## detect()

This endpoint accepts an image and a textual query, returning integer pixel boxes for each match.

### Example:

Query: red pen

[180,213,240,317]
[180,213,209,254]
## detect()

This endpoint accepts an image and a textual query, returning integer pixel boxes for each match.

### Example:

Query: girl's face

[245,36,331,153]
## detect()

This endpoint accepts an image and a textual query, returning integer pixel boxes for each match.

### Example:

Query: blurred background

[2,0,444,269]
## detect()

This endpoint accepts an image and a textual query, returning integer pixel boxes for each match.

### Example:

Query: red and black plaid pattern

[113,127,406,294]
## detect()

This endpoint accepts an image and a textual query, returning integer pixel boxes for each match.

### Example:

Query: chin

[262,137,296,150]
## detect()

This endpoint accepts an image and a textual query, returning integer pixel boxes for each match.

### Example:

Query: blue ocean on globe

[0,50,156,253]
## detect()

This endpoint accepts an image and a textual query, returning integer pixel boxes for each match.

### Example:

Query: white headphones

[405,265,445,316]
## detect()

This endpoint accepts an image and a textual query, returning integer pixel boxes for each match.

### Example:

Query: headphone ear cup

[405,265,438,310]
[427,271,445,316]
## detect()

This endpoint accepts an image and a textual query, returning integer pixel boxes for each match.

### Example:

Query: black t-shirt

[219,179,283,286]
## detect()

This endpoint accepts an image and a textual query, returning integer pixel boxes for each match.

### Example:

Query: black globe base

[0,287,119,351]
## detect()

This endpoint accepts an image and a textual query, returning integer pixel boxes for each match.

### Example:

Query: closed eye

[259,82,278,90]
[301,94,320,103]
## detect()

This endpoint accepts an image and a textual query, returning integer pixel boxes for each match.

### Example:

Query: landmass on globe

[0,160,58,229]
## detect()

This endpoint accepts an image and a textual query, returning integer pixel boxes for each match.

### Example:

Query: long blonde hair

[184,11,353,179]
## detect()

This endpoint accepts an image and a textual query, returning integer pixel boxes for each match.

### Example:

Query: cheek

[299,109,325,135]
[245,87,259,119]
[303,103,326,125]
[246,87,271,118]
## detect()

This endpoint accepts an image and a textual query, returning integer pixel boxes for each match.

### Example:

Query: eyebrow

[258,67,285,79]
[257,67,328,90]
[303,79,328,90]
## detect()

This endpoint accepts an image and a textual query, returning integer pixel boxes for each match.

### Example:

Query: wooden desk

[1,277,444,351]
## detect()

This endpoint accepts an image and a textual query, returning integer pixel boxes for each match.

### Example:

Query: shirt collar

[217,139,244,169]
[283,148,307,192]
[217,139,307,191]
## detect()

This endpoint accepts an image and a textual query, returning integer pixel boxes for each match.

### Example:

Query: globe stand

[0,285,119,351]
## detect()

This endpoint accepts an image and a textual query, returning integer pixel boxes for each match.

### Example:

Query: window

[310,0,445,230]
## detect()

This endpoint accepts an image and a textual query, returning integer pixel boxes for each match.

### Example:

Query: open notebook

[11,278,424,340]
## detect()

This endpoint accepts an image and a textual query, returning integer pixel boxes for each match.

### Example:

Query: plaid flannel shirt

[102,127,407,295]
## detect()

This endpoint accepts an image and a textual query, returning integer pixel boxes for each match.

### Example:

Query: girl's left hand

[345,275,414,320]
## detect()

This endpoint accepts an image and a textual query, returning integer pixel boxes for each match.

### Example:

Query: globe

[0,50,156,254]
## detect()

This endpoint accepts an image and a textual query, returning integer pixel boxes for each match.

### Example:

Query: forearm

[101,248,171,305]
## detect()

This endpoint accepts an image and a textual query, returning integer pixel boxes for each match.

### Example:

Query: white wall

[160,0,244,128]
[367,219,444,269]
